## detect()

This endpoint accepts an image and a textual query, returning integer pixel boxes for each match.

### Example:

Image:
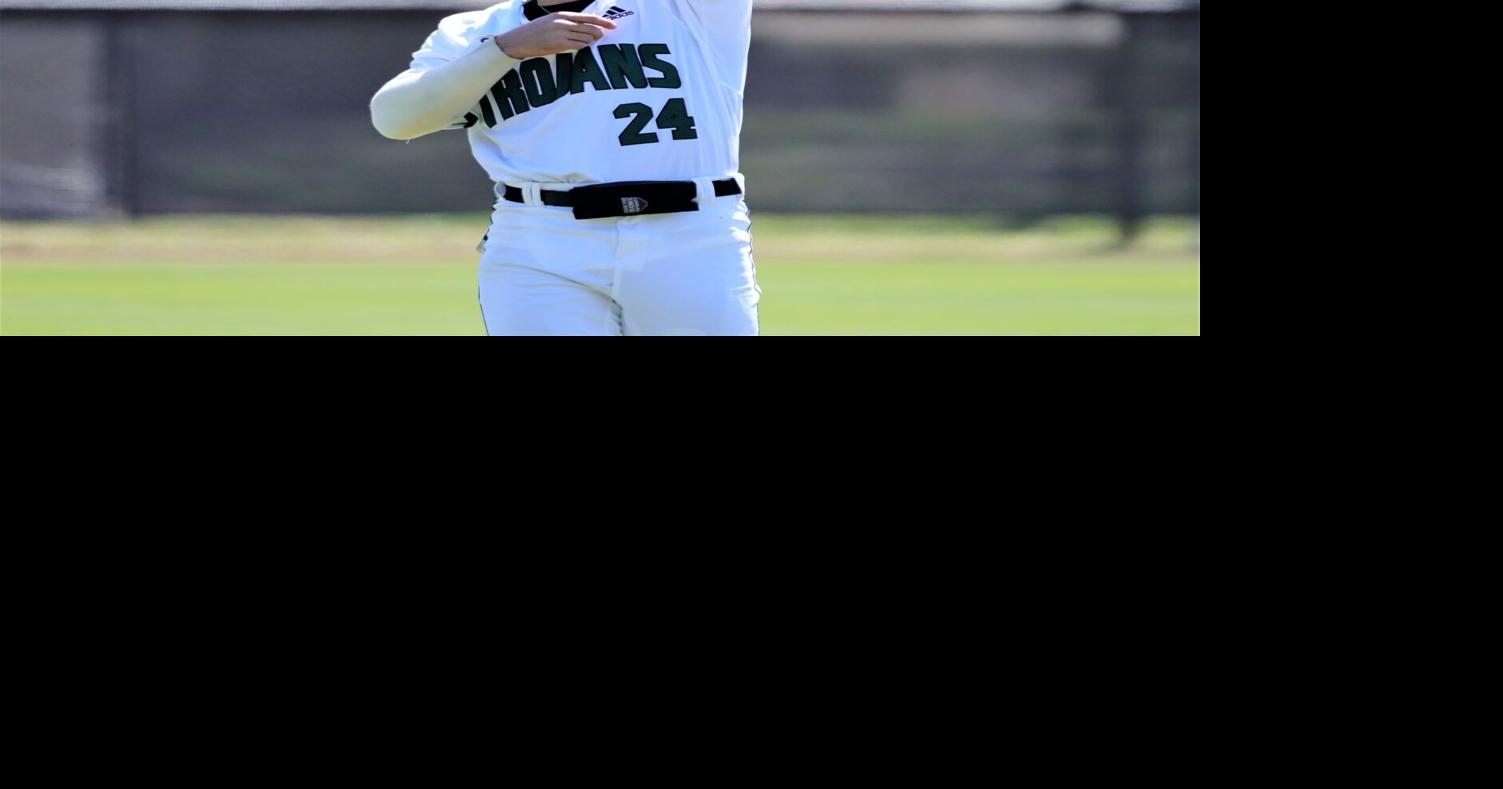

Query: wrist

[494,33,521,60]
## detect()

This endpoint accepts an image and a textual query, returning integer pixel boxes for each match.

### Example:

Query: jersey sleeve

[674,0,753,92]
[684,0,753,30]
[409,11,494,130]
[411,12,483,71]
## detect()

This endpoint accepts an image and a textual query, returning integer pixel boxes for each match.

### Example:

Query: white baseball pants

[478,177,759,336]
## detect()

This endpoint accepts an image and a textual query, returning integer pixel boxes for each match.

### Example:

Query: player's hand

[495,12,618,59]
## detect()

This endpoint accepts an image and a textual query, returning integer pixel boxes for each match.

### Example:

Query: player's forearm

[370,43,518,141]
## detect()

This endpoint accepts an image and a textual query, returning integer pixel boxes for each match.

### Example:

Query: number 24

[614,99,698,147]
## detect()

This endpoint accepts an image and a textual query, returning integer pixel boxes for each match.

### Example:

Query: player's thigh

[622,277,759,336]
[479,264,620,337]
[618,212,760,337]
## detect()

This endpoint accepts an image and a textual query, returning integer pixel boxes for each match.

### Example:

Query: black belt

[502,178,742,220]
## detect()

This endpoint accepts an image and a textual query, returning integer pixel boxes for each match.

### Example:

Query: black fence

[0,3,1199,226]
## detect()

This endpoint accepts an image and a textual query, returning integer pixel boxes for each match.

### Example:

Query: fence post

[102,12,138,217]
[1188,7,1200,252]
[1109,11,1146,248]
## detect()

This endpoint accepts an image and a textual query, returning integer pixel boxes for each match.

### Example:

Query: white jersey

[410,0,752,187]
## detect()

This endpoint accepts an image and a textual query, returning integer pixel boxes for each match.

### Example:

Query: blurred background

[0,0,1201,335]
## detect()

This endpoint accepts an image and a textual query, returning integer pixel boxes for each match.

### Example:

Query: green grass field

[0,214,1199,335]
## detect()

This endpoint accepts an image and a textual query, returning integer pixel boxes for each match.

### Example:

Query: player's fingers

[554,12,618,30]
[563,32,596,46]
[571,23,607,41]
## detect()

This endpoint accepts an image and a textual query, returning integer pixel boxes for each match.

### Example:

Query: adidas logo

[604,6,635,20]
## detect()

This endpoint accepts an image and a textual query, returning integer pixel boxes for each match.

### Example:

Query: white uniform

[406,0,758,336]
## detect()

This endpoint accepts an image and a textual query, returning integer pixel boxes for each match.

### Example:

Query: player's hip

[482,196,751,262]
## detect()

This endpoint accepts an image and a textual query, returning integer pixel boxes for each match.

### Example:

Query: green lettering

[554,53,575,100]
[598,44,649,90]
[570,48,612,94]
[491,70,529,119]
[638,44,681,89]
[520,59,557,107]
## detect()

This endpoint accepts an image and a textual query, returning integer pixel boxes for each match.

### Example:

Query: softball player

[371,0,758,336]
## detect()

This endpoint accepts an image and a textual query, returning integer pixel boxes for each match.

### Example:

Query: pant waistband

[498,175,744,209]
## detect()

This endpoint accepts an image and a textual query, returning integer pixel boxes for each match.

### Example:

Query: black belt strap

[503,178,741,208]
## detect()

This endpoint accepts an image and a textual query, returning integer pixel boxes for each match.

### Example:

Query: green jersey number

[614,99,699,147]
